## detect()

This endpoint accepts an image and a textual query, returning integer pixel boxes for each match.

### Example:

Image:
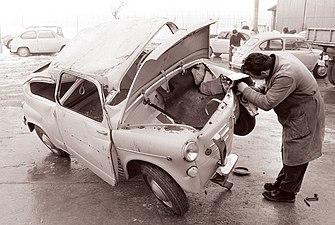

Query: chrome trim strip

[116,147,169,159]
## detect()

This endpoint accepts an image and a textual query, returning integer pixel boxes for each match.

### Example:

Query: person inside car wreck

[236,52,325,203]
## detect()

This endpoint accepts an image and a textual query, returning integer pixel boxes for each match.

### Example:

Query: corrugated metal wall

[276,0,335,32]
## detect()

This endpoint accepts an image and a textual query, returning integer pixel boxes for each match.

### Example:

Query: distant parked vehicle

[305,27,335,85]
[2,26,64,50]
[231,32,327,78]
[10,28,69,57]
[210,29,255,57]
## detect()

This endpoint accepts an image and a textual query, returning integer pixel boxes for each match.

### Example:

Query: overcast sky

[1,0,277,17]
[0,0,278,36]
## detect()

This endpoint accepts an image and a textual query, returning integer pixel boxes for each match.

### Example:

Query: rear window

[30,82,56,102]
[38,31,55,39]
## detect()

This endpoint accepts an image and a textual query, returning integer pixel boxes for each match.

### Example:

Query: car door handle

[96,130,108,136]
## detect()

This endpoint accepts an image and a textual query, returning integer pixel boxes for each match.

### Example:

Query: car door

[284,38,316,70]
[20,31,38,52]
[37,30,60,53]
[55,72,117,186]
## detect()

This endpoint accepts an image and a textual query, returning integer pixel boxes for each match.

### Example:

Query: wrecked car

[22,18,256,215]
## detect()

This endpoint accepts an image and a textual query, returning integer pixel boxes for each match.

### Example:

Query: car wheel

[35,126,69,157]
[17,47,30,57]
[140,163,189,215]
[234,102,256,136]
[313,65,327,79]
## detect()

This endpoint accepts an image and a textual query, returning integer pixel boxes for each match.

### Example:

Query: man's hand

[237,82,249,93]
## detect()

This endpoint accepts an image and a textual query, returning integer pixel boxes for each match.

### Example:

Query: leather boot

[264,181,280,191]
[262,189,295,203]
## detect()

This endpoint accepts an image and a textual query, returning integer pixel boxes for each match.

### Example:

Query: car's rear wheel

[313,65,327,79]
[140,163,189,215]
[17,47,30,57]
[35,126,69,157]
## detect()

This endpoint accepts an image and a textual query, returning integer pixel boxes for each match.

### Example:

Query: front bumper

[210,153,238,189]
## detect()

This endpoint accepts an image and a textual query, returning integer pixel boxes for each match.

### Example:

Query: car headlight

[183,141,199,162]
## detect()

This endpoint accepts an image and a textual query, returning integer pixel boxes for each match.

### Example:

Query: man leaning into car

[236,52,325,203]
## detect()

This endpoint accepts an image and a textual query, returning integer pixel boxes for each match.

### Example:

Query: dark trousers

[275,163,309,194]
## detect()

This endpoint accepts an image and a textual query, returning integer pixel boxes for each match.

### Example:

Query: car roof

[48,17,177,86]
[21,28,57,33]
[252,32,304,39]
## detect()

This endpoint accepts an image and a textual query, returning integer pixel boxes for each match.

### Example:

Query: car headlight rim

[183,141,199,162]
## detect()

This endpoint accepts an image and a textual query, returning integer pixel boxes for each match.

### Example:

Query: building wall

[276,0,335,32]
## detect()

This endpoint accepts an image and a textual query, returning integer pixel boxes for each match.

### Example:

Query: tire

[313,65,327,79]
[140,163,189,215]
[17,47,30,57]
[35,126,69,157]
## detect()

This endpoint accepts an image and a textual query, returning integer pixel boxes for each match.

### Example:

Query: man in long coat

[236,52,325,202]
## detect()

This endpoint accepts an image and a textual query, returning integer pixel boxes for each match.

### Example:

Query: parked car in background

[10,27,69,57]
[2,26,64,50]
[231,33,327,78]
[210,29,255,57]
[22,18,257,215]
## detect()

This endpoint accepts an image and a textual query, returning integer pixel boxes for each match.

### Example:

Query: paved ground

[1,50,335,225]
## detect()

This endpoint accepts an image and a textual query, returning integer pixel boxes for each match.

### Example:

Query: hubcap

[318,66,327,76]
[148,178,172,208]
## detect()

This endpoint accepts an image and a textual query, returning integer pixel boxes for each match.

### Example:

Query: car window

[21,31,37,39]
[30,82,56,102]
[259,39,283,51]
[218,31,229,39]
[58,73,103,122]
[285,39,309,50]
[38,30,55,39]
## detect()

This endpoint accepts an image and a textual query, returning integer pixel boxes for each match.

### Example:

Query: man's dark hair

[242,53,272,76]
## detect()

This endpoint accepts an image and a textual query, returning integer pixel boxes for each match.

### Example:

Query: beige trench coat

[242,52,325,166]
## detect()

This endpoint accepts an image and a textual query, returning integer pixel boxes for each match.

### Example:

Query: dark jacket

[242,52,325,166]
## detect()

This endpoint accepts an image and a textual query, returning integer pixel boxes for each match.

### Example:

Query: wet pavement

[1,51,335,225]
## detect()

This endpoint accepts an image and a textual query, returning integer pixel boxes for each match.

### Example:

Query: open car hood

[124,19,216,113]
[48,18,178,85]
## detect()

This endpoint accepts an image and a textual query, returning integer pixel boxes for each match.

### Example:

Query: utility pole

[253,0,259,33]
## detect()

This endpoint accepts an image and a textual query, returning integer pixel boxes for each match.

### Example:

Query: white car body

[210,29,255,56]
[22,18,256,215]
[231,32,327,78]
[10,28,69,57]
